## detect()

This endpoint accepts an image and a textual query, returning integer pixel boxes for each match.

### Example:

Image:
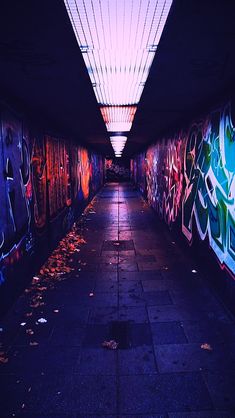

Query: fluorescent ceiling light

[64,0,173,155]
[64,0,172,106]
[100,106,137,132]
[110,135,127,156]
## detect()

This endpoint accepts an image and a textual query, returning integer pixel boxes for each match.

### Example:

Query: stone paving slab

[119,373,213,414]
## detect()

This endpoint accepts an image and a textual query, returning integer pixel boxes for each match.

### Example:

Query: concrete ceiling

[0,0,235,158]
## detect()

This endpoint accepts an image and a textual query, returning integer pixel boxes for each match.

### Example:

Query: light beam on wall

[64,0,172,156]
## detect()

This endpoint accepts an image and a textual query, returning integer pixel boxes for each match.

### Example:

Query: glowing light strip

[100,106,137,132]
[64,0,173,156]
[64,0,172,106]
[110,135,127,156]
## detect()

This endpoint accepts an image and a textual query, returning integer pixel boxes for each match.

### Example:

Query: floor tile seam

[108,370,216,377]
[200,369,229,412]
[146,303,160,373]
[8,369,223,378]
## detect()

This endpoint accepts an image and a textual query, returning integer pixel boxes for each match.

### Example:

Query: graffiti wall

[132,103,235,278]
[105,158,130,182]
[131,152,146,195]
[0,106,104,286]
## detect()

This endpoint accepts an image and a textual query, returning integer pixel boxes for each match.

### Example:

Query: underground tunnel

[0,0,235,416]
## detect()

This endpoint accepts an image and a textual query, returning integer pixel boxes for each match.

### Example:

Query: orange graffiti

[80,149,90,200]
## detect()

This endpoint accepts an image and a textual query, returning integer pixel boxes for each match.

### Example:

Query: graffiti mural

[132,103,235,278]
[182,105,235,275]
[0,110,31,265]
[31,135,47,229]
[146,136,185,224]
[0,107,104,286]
[46,137,71,217]
[79,148,91,200]
[105,158,130,182]
[90,153,103,193]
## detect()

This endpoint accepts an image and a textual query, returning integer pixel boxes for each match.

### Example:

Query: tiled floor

[0,183,235,417]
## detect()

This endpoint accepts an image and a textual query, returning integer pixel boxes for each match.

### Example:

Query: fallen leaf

[0,355,8,364]
[201,343,213,351]
[26,329,34,335]
[102,340,119,350]
[37,318,47,324]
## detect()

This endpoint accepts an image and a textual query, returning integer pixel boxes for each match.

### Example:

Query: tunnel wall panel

[0,106,104,289]
[131,102,235,279]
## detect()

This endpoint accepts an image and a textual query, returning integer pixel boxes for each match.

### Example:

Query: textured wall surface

[0,107,104,286]
[131,103,235,279]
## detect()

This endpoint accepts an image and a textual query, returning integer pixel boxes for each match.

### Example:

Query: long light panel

[64,0,173,156]
[101,106,137,132]
[110,135,127,157]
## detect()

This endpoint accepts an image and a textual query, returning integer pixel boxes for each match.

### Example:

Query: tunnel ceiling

[1,0,235,158]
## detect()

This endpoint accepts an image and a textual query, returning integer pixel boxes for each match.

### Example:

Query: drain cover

[109,321,131,349]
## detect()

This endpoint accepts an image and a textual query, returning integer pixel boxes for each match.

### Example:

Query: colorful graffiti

[182,105,235,275]
[0,106,103,285]
[130,153,146,191]
[0,111,31,264]
[105,158,130,182]
[132,103,235,278]
[146,136,185,224]
[31,134,47,229]
[79,148,91,200]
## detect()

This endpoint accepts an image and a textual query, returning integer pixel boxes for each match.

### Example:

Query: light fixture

[100,106,137,132]
[64,0,172,106]
[64,0,173,155]
[110,135,127,157]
